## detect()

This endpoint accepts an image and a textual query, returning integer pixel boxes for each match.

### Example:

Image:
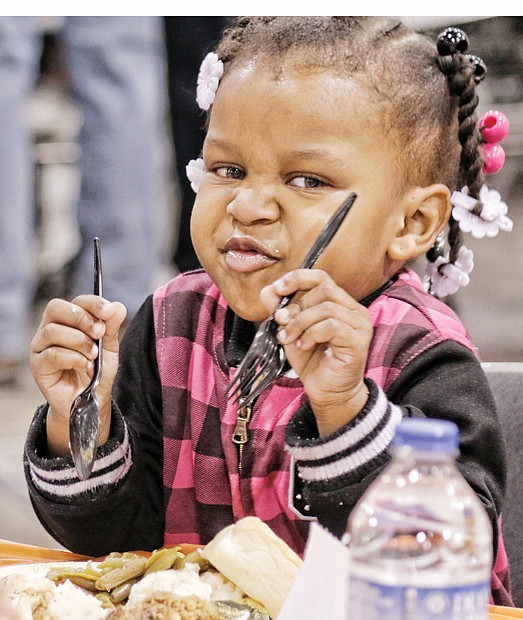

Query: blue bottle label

[349,575,490,619]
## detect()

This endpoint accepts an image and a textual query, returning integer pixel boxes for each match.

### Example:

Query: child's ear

[387,184,451,261]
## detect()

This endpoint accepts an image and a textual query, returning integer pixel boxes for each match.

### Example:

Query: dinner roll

[202,517,302,619]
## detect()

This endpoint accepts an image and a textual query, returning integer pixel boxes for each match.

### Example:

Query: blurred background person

[164,16,231,273]
[0,16,169,385]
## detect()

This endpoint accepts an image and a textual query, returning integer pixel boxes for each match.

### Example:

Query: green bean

[109,578,138,604]
[144,546,183,574]
[46,566,100,583]
[95,556,147,592]
[66,575,101,592]
[97,555,126,570]
[95,592,116,609]
[178,549,211,571]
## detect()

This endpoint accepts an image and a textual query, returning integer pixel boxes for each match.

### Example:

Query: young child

[24,17,513,605]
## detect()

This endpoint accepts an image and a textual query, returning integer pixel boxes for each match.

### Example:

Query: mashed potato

[0,572,108,620]
[125,563,212,606]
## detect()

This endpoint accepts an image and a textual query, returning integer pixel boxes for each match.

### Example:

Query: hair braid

[444,56,485,263]
[451,61,484,195]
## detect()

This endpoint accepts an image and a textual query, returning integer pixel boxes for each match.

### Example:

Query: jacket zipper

[231,401,252,477]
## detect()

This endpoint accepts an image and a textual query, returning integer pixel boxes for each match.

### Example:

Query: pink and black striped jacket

[25,268,512,605]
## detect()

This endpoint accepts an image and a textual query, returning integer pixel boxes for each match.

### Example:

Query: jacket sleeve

[23,295,165,557]
[285,340,506,550]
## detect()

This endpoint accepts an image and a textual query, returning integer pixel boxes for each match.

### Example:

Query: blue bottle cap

[392,418,459,453]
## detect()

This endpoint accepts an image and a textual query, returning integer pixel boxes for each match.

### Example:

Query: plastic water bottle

[346,417,492,620]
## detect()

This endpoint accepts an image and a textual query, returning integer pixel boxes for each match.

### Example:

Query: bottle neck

[391,445,458,465]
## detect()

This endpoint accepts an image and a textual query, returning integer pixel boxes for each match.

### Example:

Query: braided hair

[435,27,487,265]
[212,17,486,288]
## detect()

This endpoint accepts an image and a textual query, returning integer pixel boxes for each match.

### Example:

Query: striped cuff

[286,379,402,489]
[24,402,133,504]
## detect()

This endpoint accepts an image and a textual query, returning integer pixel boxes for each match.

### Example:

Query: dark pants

[164,17,232,272]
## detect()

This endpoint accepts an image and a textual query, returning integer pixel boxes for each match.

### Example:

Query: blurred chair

[482,361,523,608]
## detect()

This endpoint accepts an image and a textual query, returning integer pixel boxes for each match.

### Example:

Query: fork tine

[228,340,284,406]
[228,356,273,403]
[229,326,270,371]
[227,347,276,402]
[226,346,259,385]
[229,372,272,407]
[249,344,286,399]
[231,336,279,386]
[226,331,277,394]
[237,371,276,406]
[230,358,274,405]
[226,357,259,396]
[231,353,283,407]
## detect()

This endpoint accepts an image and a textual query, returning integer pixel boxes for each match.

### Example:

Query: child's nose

[226,187,280,225]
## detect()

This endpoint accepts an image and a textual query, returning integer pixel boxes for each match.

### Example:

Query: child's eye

[213,165,245,180]
[288,175,327,189]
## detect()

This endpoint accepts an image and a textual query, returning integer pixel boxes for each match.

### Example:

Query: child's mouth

[224,249,278,272]
[222,236,280,273]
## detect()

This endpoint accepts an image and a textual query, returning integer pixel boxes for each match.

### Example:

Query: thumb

[101,301,128,352]
[260,282,283,315]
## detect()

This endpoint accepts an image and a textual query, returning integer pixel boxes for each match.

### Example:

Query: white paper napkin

[278,521,350,619]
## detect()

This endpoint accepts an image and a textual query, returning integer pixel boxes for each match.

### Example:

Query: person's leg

[0,17,42,379]
[62,17,168,317]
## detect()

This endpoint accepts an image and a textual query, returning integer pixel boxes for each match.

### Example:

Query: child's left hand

[260,269,373,436]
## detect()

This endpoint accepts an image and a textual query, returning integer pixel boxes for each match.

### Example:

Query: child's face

[191,60,414,322]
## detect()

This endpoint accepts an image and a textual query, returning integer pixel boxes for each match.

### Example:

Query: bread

[202,517,302,618]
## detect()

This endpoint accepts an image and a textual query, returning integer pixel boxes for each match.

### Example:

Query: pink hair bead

[479,110,510,144]
[482,142,506,174]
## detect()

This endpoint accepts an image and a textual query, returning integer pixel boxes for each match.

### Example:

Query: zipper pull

[232,402,252,445]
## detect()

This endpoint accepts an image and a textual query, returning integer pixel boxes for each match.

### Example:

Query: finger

[272,269,333,299]
[31,345,94,380]
[71,294,123,323]
[293,315,371,354]
[259,282,284,315]
[260,270,335,322]
[274,276,363,335]
[263,268,361,317]
[289,275,361,310]
[259,269,323,314]
[99,301,127,352]
[40,297,107,341]
[273,298,304,326]
[277,300,371,347]
[32,322,100,360]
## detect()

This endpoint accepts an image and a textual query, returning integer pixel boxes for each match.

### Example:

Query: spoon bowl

[69,387,101,480]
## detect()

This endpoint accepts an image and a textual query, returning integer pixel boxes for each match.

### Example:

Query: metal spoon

[215,601,270,619]
[69,237,103,480]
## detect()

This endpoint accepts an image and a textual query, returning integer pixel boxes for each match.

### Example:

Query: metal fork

[69,237,103,480]
[226,192,357,408]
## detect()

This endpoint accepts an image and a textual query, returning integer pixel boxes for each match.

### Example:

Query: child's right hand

[29,295,127,457]
[260,269,373,436]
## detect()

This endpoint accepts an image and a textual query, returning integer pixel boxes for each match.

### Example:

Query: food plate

[0,518,299,619]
